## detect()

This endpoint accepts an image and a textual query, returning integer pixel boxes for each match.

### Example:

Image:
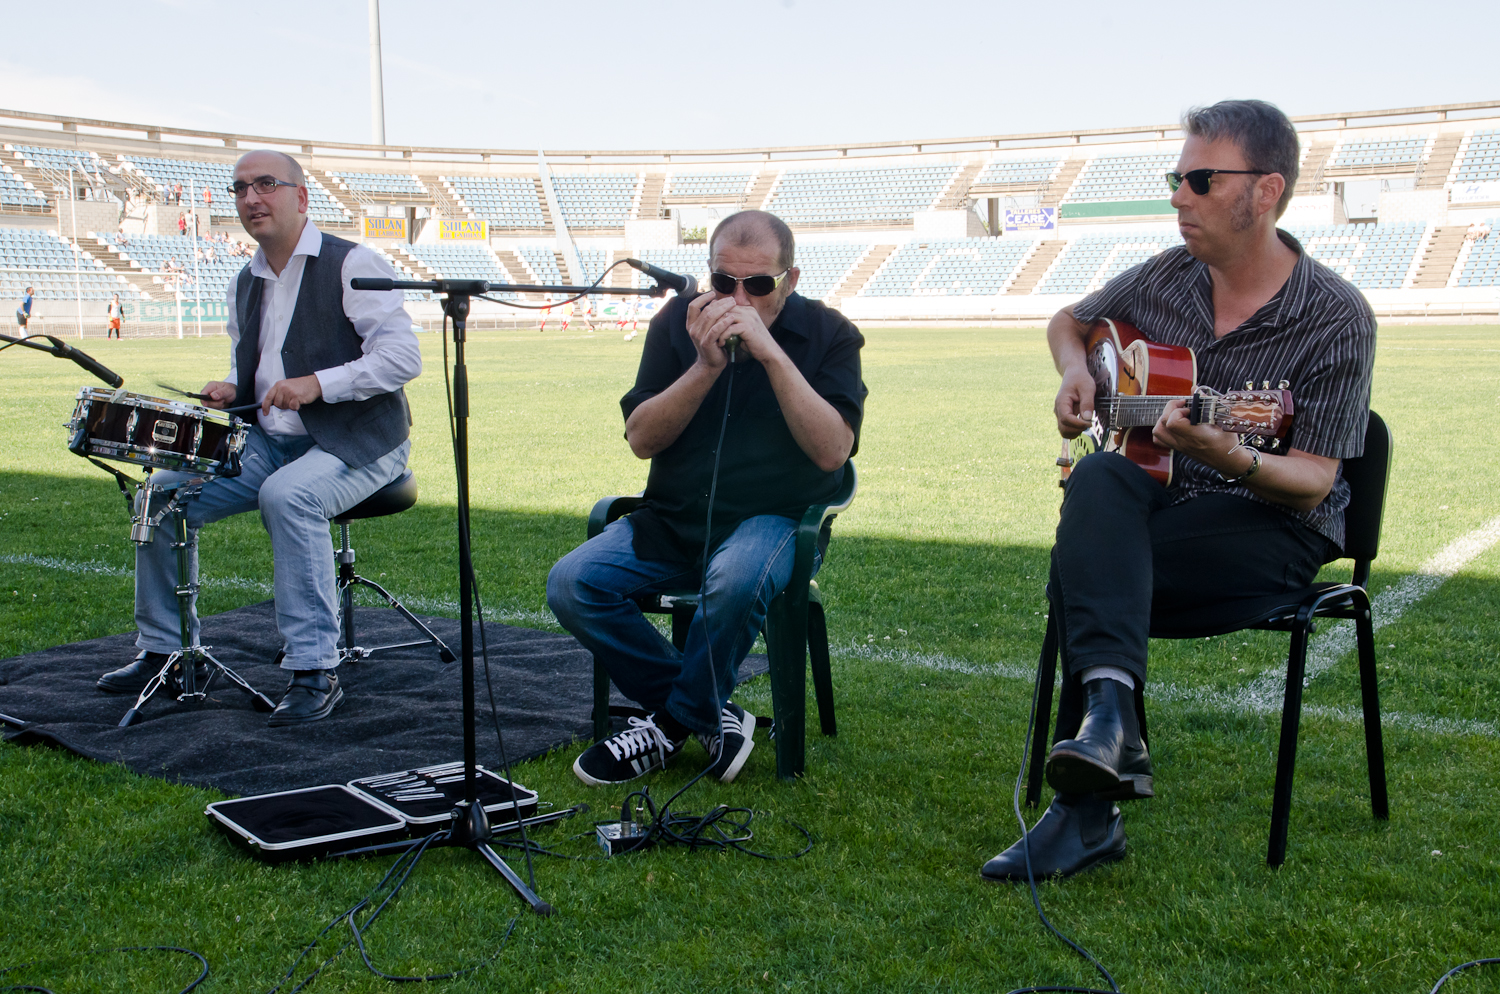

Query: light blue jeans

[546,514,815,735]
[134,426,410,670]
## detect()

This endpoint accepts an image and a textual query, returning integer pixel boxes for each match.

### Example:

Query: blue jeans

[547,515,814,735]
[134,425,410,670]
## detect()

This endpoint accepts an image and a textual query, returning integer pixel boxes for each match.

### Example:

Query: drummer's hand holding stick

[260,375,321,415]
[199,381,236,410]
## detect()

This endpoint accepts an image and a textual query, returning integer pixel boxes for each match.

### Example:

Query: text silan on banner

[439,219,488,241]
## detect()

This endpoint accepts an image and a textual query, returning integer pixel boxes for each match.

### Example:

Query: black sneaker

[573,714,685,786]
[697,702,756,783]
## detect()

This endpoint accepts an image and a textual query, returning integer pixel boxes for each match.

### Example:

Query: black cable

[474,258,644,310]
[1430,958,1500,993]
[0,945,208,994]
[1003,657,1120,994]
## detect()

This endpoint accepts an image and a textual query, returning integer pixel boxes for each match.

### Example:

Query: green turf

[1,324,1497,993]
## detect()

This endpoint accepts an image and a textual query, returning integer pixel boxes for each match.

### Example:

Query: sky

[1,0,1496,153]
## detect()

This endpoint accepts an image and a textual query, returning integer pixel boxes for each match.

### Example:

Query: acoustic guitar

[1057,318,1293,487]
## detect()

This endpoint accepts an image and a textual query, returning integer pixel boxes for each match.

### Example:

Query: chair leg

[1026,614,1060,809]
[1267,618,1311,867]
[1352,591,1389,821]
[807,594,836,737]
[593,659,611,743]
[765,593,807,780]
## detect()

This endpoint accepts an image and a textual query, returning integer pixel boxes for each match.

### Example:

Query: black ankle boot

[981,792,1126,881]
[1045,678,1153,799]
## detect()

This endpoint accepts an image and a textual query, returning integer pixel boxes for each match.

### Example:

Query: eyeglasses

[227,176,300,198]
[1165,169,1270,196]
[709,269,790,297]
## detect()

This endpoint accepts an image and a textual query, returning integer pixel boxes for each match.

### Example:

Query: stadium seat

[585,460,857,780]
[1025,411,1393,867]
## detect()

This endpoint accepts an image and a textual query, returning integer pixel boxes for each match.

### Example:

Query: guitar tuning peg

[1244,380,1255,390]
[1278,379,1289,390]
[1261,380,1271,390]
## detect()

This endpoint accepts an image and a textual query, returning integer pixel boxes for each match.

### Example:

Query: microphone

[350,277,395,291]
[45,336,123,388]
[625,259,697,297]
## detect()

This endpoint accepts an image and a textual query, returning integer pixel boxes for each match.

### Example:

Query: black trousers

[1048,452,1335,741]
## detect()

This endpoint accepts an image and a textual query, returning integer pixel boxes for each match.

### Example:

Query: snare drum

[67,387,247,477]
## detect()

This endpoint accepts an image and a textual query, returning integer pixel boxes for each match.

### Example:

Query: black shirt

[1073,230,1376,550]
[620,291,867,563]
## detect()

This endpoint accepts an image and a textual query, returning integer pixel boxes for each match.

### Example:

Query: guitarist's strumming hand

[1054,363,1096,439]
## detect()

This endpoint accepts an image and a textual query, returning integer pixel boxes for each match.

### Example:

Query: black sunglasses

[227,176,300,197]
[709,270,790,297]
[1165,168,1269,195]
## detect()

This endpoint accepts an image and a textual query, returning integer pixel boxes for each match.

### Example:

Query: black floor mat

[0,601,766,798]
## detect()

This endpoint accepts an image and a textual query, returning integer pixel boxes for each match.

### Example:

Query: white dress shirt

[224,220,422,436]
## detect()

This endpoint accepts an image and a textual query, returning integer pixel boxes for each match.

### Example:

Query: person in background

[107,293,123,339]
[17,285,34,330]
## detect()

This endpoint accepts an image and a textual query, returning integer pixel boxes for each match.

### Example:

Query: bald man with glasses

[98,149,422,726]
[548,209,867,788]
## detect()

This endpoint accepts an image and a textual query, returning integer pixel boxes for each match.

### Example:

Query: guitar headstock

[1190,387,1294,439]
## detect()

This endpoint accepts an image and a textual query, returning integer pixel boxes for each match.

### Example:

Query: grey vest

[233,232,410,467]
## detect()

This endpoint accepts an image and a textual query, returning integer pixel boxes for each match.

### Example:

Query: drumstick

[155,382,213,401]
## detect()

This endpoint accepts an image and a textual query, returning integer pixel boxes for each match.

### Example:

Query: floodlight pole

[191,212,203,338]
[69,166,83,339]
[369,0,386,149]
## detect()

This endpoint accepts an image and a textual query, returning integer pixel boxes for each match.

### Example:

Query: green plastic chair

[585,461,857,780]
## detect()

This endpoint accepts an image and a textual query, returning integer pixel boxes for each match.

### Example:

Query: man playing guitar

[982,99,1376,881]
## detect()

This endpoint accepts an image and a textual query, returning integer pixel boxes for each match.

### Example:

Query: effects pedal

[596,820,651,856]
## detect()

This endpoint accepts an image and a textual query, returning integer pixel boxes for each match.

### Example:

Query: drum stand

[119,475,276,728]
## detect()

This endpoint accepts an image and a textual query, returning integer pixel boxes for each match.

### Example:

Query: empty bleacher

[443,175,546,228]
[1062,152,1179,202]
[0,166,46,211]
[863,238,1035,296]
[118,155,350,226]
[1288,222,1427,289]
[791,243,868,299]
[637,247,710,289]
[328,171,427,198]
[517,245,566,294]
[1327,135,1431,171]
[2,227,139,301]
[402,242,512,299]
[7,143,104,175]
[1452,220,1499,287]
[767,164,958,226]
[665,172,753,200]
[551,173,639,228]
[1035,231,1183,295]
[1454,130,1500,185]
[973,157,1062,189]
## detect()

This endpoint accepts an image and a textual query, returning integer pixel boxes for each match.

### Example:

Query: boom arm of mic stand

[349,278,663,296]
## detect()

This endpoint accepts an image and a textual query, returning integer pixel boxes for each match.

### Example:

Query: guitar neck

[1101,395,1187,429]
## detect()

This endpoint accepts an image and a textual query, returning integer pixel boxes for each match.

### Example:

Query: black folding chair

[1026,411,1393,866]
[585,461,857,780]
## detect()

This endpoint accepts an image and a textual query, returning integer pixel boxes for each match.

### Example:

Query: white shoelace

[605,715,675,764]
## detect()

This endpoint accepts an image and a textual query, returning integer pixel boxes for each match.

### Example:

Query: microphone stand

[347,276,671,917]
[0,332,124,387]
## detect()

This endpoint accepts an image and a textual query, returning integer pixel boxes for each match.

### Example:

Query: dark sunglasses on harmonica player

[1165,168,1269,195]
[709,269,791,297]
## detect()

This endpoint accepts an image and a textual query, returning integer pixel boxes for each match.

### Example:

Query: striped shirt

[1073,230,1375,551]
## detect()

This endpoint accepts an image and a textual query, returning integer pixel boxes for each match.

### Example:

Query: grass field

[1,323,1498,993]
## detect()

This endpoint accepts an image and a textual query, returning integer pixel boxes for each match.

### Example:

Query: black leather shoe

[981,793,1126,882]
[97,651,176,693]
[1045,678,1153,799]
[268,669,344,726]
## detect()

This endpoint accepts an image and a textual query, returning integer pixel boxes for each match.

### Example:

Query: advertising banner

[363,216,407,240]
[122,299,230,324]
[1451,181,1500,205]
[1004,206,1056,233]
[439,219,488,241]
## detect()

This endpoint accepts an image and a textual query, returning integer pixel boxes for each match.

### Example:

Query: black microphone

[45,336,123,388]
[350,277,395,291]
[625,259,697,297]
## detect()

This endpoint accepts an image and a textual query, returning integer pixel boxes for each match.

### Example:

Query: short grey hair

[710,210,795,271]
[1181,100,1300,217]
